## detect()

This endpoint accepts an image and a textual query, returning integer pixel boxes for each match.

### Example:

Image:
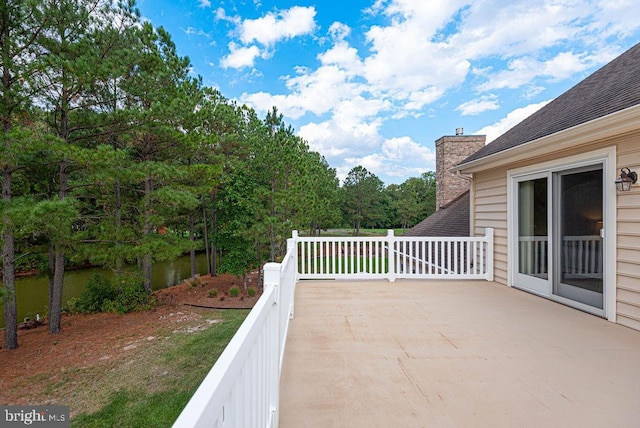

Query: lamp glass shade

[616,177,633,191]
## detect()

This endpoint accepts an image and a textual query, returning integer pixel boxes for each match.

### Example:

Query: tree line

[0,0,434,349]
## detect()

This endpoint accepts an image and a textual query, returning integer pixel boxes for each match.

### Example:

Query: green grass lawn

[71,309,248,428]
[300,256,389,274]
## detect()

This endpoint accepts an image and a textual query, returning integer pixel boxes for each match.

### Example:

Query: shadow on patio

[280,280,640,427]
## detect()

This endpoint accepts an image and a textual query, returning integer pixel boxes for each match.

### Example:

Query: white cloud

[363,23,470,96]
[198,0,211,8]
[238,6,317,46]
[338,137,436,184]
[183,26,211,38]
[476,51,594,92]
[218,6,317,70]
[381,137,435,164]
[522,85,545,99]
[318,41,362,71]
[455,1,587,59]
[220,43,262,69]
[299,115,383,157]
[475,100,551,143]
[328,22,351,42]
[242,63,361,118]
[405,87,444,111]
[224,0,640,184]
[215,8,240,25]
[456,94,500,116]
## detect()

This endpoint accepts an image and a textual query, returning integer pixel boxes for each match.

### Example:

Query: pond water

[1,253,209,328]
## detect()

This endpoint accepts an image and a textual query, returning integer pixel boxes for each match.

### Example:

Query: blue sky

[136,0,640,185]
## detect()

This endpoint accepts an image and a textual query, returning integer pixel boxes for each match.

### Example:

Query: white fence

[172,238,297,428]
[518,236,548,277]
[298,228,494,281]
[173,229,494,427]
[562,235,603,279]
[518,235,602,278]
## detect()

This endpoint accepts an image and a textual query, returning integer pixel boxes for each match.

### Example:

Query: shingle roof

[461,42,640,165]
[404,191,470,237]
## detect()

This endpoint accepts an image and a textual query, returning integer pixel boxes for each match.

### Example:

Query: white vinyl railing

[518,236,548,276]
[298,228,494,281]
[518,235,602,278]
[562,235,603,279]
[172,238,297,428]
[173,229,494,427]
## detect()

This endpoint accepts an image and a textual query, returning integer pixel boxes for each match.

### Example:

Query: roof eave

[452,103,640,174]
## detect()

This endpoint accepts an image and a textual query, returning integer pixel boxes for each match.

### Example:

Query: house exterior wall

[472,169,508,285]
[471,130,640,331]
[615,134,640,330]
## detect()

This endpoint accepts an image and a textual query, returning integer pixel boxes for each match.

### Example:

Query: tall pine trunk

[1,4,17,349]
[202,197,210,274]
[49,159,68,334]
[49,246,65,334]
[189,213,196,278]
[210,195,217,276]
[269,179,276,261]
[2,166,18,349]
[142,173,153,292]
[114,181,123,275]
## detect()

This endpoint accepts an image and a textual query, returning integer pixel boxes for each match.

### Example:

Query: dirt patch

[0,272,261,410]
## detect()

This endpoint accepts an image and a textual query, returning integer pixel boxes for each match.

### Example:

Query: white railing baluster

[292,229,495,281]
[331,241,336,274]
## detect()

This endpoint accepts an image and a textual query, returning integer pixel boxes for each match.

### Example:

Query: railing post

[290,231,299,284]
[286,236,296,319]
[387,229,396,282]
[264,262,281,305]
[485,228,494,281]
[263,262,281,428]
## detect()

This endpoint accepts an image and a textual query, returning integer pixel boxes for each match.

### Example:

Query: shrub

[71,273,151,315]
[208,289,218,298]
[228,287,240,298]
[104,273,151,314]
[247,287,256,298]
[74,274,117,313]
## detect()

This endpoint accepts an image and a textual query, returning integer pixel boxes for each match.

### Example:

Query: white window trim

[507,146,617,323]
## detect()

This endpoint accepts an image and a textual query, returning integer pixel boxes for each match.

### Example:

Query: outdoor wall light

[615,167,637,192]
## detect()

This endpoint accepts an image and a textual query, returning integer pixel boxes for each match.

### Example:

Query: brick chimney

[435,129,485,211]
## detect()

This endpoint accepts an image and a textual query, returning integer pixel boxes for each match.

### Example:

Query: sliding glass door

[553,167,604,309]
[514,174,550,296]
[513,164,604,314]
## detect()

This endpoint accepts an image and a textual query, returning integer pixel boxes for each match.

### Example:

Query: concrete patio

[280,280,640,428]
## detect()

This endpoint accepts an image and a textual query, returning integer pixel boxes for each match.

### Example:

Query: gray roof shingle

[404,191,470,237]
[461,42,640,165]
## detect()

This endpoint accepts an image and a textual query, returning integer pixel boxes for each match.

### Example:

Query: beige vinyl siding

[470,130,640,331]
[616,137,640,329]
[473,170,508,285]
